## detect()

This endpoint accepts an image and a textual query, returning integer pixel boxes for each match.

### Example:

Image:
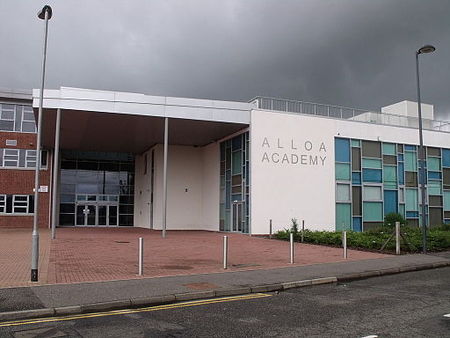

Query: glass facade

[59,151,135,226]
[335,137,450,231]
[219,132,250,233]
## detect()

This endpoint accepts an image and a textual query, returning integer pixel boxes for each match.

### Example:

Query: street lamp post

[415,44,436,255]
[31,5,52,282]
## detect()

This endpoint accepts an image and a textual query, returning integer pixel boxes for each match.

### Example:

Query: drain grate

[115,240,130,244]
[231,263,262,268]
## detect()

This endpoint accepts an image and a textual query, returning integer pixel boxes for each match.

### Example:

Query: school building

[0,87,449,234]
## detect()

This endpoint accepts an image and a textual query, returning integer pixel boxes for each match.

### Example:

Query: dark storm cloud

[0,0,449,119]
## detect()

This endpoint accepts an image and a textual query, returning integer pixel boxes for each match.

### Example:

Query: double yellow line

[0,293,271,328]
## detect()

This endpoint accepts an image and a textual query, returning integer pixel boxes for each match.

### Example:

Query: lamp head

[417,45,436,54]
[38,5,52,20]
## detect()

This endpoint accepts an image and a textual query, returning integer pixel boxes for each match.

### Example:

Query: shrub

[384,212,407,228]
[274,224,450,253]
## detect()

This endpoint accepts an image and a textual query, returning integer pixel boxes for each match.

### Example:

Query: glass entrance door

[98,205,118,226]
[232,201,244,232]
[76,205,96,226]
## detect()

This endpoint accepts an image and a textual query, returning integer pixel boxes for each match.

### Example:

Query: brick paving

[0,228,387,287]
[0,228,50,288]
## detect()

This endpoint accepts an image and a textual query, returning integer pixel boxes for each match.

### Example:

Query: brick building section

[0,131,52,228]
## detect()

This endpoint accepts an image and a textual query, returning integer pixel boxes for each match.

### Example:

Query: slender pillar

[51,108,61,239]
[32,7,51,282]
[162,117,169,238]
[416,52,427,254]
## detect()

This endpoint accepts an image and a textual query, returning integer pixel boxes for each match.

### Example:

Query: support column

[162,117,169,238]
[51,108,61,239]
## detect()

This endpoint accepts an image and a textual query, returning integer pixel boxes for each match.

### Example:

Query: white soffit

[32,87,252,124]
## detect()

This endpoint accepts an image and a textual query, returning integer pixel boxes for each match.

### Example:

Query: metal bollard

[343,231,347,259]
[395,221,400,255]
[138,237,144,276]
[223,236,228,269]
[269,219,272,239]
[301,220,305,243]
[290,232,294,264]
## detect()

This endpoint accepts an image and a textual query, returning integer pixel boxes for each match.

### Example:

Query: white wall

[134,143,220,231]
[382,100,434,120]
[250,109,449,235]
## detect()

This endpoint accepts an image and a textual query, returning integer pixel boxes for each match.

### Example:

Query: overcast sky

[1,0,449,119]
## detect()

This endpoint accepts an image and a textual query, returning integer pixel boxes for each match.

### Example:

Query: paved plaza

[0,228,387,288]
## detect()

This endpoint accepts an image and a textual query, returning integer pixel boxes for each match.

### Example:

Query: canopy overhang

[33,87,252,153]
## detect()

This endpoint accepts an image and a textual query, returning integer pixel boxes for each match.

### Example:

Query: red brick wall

[0,131,51,228]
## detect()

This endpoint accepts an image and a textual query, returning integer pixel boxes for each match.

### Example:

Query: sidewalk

[1,253,449,321]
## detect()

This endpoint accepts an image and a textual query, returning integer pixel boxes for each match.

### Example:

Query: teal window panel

[363,202,383,221]
[383,165,397,189]
[352,172,361,185]
[231,151,242,175]
[405,189,418,211]
[336,163,351,181]
[384,190,398,215]
[382,143,396,155]
[443,149,450,167]
[406,211,419,218]
[351,139,361,148]
[445,191,450,211]
[362,158,382,169]
[427,157,441,171]
[405,152,417,171]
[429,171,441,180]
[362,169,382,183]
[428,181,442,196]
[336,183,351,202]
[398,162,404,185]
[336,203,351,230]
[353,217,362,232]
[363,185,382,200]
[399,204,405,218]
[335,138,350,162]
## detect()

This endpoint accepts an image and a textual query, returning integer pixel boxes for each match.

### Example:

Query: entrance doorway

[75,194,119,226]
[232,200,244,232]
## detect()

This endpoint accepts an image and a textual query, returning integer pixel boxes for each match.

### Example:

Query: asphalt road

[1,267,450,337]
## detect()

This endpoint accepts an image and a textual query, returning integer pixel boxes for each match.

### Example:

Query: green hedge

[274,224,450,253]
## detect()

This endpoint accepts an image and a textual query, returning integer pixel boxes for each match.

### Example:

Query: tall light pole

[415,44,435,254]
[31,5,52,282]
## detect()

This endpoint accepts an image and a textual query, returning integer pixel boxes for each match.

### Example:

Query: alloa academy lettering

[261,137,327,166]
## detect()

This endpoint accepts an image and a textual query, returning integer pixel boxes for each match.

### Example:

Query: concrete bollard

[290,232,294,264]
[269,219,273,239]
[343,231,347,259]
[138,237,144,276]
[395,221,400,255]
[223,236,228,269]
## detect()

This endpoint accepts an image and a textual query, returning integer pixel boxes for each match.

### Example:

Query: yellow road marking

[0,293,271,328]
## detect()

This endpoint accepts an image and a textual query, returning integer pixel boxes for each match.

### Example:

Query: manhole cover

[160,265,193,270]
[115,240,130,244]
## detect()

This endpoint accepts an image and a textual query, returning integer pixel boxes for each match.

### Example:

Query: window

[0,194,34,214]
[336,184,350,202]
[3,149,19,167]
[0,149,48,169]
[0,104,15,131]
[0,195,5,213]
[0,104,36,133]
[26,150,37,168]
[363,185,382,201]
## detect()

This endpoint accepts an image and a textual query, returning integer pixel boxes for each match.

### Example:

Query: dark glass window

[429,196,442,207]
[351,148,361,170]
[405,172,418,187]
[362,141,381,158]
[383,155,396,165]
[352,186,361,216]
[427,147,440,157]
